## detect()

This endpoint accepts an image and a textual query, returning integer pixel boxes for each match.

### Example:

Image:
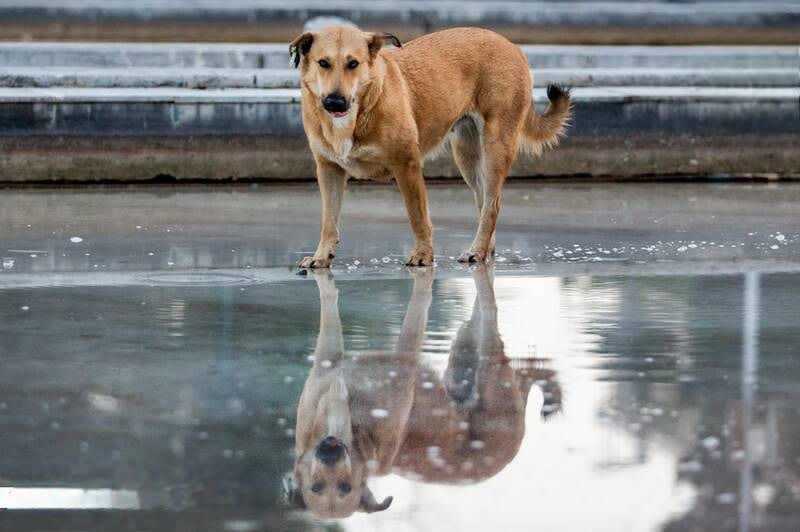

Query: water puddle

[1,267,799,530]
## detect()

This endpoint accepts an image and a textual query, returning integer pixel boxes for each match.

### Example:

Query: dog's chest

[313,138,391,181]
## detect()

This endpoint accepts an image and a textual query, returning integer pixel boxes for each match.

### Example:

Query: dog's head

[284,435,393,518]
[289,26,401,120]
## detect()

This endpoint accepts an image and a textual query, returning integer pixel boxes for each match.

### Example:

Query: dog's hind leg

[451,116,484,217]
[444,265,503,409]
[457,115,520,263]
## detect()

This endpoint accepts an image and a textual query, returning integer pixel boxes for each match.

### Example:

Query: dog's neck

[312,372,354,446]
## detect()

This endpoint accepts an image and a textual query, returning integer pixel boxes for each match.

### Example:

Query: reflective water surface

[1,184,800,531]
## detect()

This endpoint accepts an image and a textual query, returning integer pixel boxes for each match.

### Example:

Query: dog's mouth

[328,110,349,118]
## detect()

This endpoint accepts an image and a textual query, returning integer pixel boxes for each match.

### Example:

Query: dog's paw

[405,245,434,267]
[298,254,333,269]
[457,249,490,263]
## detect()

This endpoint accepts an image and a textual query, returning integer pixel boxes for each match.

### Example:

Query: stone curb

[0,86,797,181]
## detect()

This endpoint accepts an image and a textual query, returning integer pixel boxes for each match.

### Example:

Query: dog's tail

[520,84,572,157]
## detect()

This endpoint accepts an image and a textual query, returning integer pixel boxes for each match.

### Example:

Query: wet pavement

[1,182,800,531]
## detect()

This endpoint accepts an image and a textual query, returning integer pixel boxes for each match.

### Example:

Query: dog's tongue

[330,111,348,118]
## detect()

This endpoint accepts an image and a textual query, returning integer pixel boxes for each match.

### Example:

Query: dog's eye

[311,482,325,493]
[347,59,359,70]
[338,482,352,494]
[318,59,331,69]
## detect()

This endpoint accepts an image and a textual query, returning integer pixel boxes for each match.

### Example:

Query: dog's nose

[322,93,349,113]
[316,436,345,465]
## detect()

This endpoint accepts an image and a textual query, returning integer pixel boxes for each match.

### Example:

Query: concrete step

[1,2,798,43]
[0,87,797,181]
[0,42,796,70]
[1,66,795,89]
[1,86,795,104]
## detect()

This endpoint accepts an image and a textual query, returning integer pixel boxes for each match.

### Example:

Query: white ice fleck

[469,440,485,450]
[426,446,441,458]
[370,408,389,418]
[753,484,776,506]
[69,236,83,243]
[21,306,30,311]
[775,233,786,242]
[320,360,333,368]
[224,520,261,532]
[422,381,434,389]
[702,436,720,450]
[770,245,779,250]
[716,493,736,505]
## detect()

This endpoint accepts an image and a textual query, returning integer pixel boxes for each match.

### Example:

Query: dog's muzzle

[322,93,349,116]
[315,435,346,465]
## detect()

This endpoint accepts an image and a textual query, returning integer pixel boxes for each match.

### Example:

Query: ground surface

[1,182,799,531]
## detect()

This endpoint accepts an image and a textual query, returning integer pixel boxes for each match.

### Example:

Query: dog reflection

[285,267,560,518]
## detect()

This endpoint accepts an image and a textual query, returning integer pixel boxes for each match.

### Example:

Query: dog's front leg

[394,160,434,266]
[299,159,347,269]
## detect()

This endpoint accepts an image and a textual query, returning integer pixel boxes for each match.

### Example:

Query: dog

[284,267,561,518]
[290,26,572,269]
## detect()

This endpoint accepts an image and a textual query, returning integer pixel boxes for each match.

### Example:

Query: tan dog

[284,267,561,518]
[290,26,572,269]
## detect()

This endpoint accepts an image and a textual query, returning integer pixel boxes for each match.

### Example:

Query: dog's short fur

[285,267,561,518]
[291,26,572,269]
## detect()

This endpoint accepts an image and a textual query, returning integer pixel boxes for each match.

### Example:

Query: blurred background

[0,0,797,183]
[0,0,799,44]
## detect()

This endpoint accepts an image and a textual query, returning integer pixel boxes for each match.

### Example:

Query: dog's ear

[289,32,315,68]
[282,472,307,510]
[367,32,402,59]
[359,485,393,513]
